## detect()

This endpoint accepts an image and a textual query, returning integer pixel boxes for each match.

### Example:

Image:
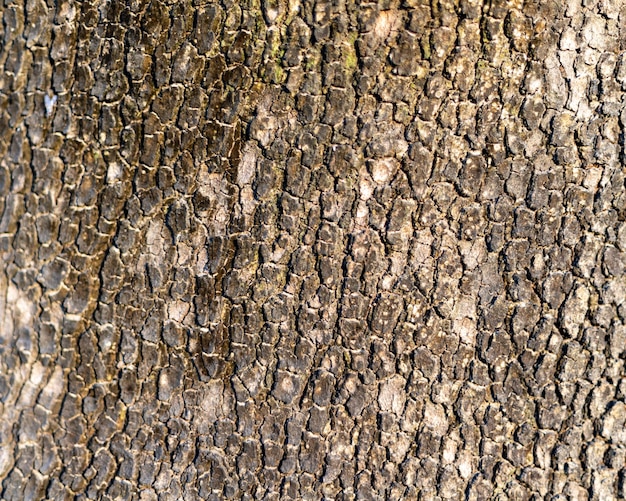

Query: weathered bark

[1,0,625,499]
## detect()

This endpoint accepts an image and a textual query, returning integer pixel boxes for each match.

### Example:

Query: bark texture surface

[1,0,626,499]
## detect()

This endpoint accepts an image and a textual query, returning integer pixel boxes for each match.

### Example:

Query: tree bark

[1,0,625,499]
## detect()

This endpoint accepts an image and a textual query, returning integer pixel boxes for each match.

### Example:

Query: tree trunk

[1,0,625,499]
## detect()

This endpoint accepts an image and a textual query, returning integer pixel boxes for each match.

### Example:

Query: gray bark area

[0,0,625,499]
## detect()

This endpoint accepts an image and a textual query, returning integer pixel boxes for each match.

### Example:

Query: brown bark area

[0,0,625,499]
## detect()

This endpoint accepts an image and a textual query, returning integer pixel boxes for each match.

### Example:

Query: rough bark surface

[1,0,625,499]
